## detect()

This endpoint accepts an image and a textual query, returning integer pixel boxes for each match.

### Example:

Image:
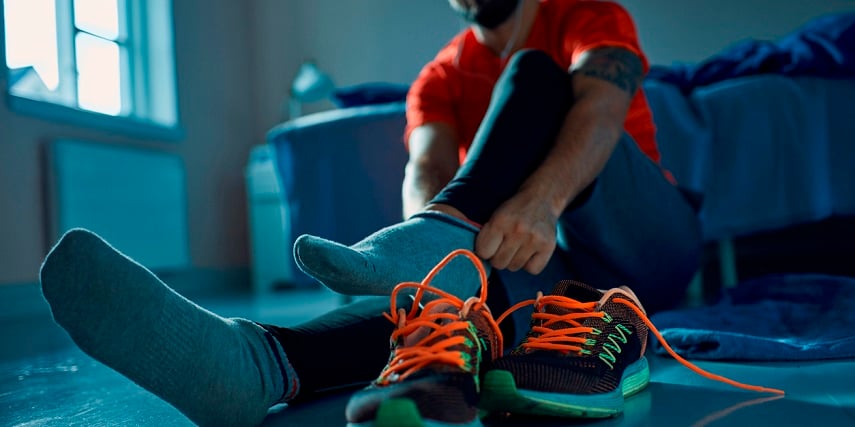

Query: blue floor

[2,288,854,426]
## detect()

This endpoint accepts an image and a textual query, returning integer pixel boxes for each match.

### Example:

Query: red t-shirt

[406,0,660,165]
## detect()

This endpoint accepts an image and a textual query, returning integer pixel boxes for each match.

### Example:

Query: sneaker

[480,280,649,418]
[345,249,503,427]
[480,280,786,419]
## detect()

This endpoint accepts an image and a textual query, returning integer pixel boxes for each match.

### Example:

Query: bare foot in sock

[293,211,490,298]
[40,229,298,426]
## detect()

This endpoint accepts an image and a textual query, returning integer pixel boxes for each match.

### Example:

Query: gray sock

[293,211,490,298]
[40,229,298,427]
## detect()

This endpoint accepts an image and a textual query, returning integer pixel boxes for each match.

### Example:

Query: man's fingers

[475,224,503,260]
[525,251,552,275]
[504,243,535,271]
[478,205,558,273]
[489,238,524,270]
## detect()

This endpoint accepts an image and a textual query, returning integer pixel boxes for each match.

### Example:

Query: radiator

[46,139,190,271]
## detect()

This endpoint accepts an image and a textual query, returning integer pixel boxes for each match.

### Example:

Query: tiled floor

[2,288,854,427]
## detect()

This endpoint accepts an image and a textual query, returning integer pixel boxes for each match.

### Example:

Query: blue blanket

[647,12,855,93]
[649,274,855,361]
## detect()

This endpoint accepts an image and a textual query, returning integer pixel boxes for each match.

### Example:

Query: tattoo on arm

[573,47,644,95]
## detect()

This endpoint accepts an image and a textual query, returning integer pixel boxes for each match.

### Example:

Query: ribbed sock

[293,211,489,298]
[40,228,298,427]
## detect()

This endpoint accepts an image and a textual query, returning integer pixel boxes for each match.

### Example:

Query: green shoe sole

[479,356,650,418]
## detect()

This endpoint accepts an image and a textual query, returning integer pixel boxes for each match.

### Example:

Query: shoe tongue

[549,280,603,304]
[513,281,603,356]
[538,280,603,323]
[402,302,460,347]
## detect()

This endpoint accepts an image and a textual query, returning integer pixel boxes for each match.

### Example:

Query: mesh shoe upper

[486,280,648,395]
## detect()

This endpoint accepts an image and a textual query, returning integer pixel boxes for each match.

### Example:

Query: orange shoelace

[378,249,503,385]
[497,291,604,354]
[496,291,785,396]
[615,298,784,395]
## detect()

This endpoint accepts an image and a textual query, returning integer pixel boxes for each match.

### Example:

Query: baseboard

[0,267,251,321]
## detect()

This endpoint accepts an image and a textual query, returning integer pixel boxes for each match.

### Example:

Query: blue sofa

[267,75,855,289]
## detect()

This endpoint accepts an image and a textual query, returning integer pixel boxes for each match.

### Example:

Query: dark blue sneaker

[480,280,649,418]
[345,249,504,427]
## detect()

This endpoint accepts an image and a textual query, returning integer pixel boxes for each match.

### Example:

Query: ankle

[423,204,482,228]
[254,322,301,402]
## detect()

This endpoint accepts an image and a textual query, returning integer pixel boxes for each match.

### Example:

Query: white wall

[619,0,854,65]
[252,0,460,120]
[285,0,460,87]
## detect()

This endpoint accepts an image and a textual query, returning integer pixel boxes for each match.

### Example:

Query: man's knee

[504,49,565,86]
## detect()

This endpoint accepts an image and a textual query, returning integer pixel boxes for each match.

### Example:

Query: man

[288,0,703,424]
[292,0,701,354]
[39,1,703,426]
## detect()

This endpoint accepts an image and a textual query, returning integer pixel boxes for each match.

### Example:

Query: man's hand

[475,189,558,274]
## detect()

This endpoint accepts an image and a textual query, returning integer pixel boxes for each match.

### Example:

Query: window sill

[7,94,184,142]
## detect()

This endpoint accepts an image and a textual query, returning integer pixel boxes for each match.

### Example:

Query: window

[2,0,179,138]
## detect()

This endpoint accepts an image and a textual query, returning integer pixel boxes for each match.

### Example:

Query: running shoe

[345,249,503,427]
[480,280,648,418]
[480,280,785,419]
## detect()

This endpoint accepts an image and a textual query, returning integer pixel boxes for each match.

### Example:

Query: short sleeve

[564,1,649,72]
[404,62,458,147]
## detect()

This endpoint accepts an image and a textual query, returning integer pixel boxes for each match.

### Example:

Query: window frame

[0,0,183,141]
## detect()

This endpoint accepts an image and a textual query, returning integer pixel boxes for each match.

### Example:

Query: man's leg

[417,47,701,310]
[294,211,485,298]
[42,228,438,422]
[41,229,296,426]
[259,297,396,400]
[494,135,702,336]
[419,49,701,332]
[430,49,573,224]
[293,49,572,298]
[262,266,518,397]
[553,133,702,313]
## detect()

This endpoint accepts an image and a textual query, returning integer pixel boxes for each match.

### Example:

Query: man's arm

[522,47,642,215]
[402,122,460,219]
[475,47,644,273]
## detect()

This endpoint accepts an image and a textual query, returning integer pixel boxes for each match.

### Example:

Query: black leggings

[264,50,702,399]
[431,49,574,224]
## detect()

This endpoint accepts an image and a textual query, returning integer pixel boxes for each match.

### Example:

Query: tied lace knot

[378,249,503,385]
